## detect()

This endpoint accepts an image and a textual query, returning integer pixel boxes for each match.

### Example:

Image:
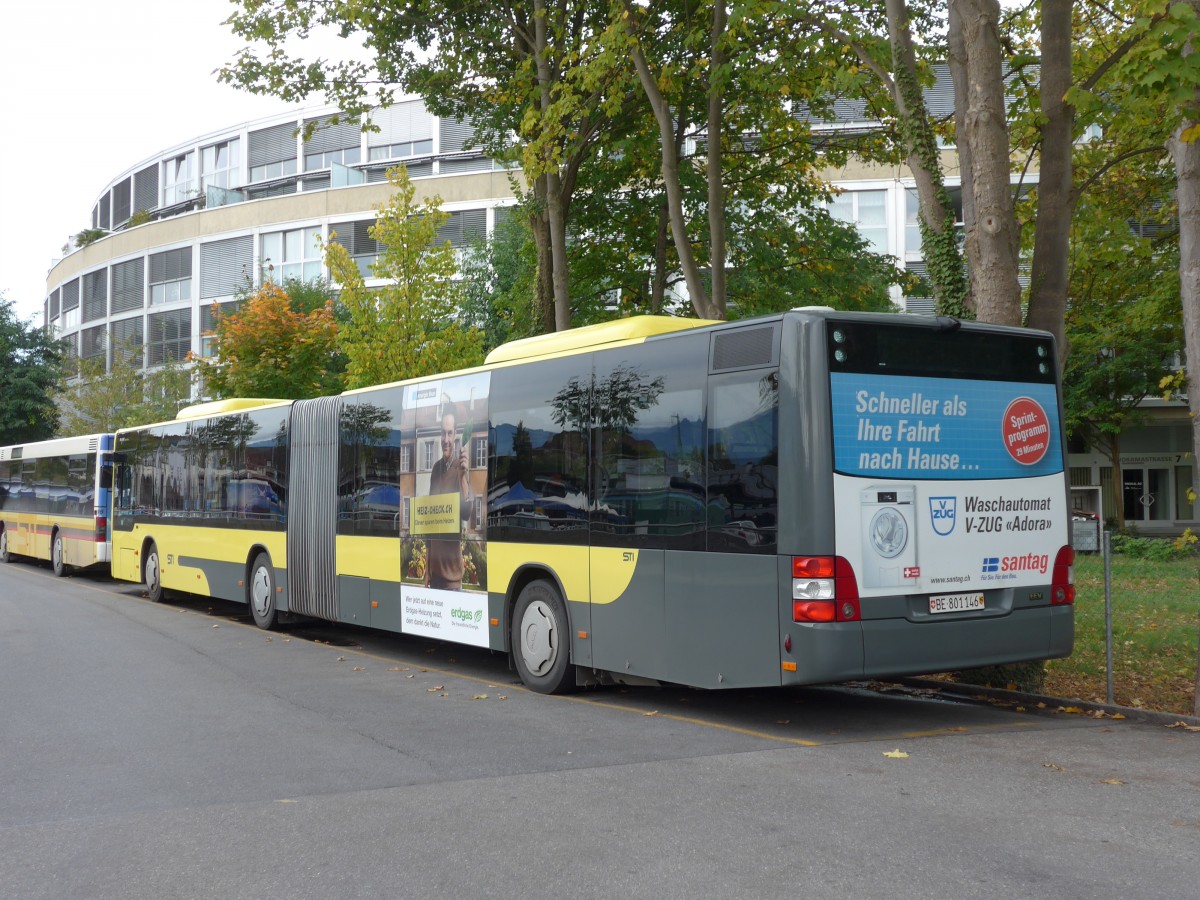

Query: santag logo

[982,557,1000,574]
[929,496,956,536]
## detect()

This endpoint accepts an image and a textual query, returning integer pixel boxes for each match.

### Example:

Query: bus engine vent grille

[711,325,777,371]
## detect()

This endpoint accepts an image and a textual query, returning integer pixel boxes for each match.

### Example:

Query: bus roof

[484,315,721,365]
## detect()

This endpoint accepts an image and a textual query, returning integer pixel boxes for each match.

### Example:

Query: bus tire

[511,579,574,694]
[52,530,68,577]
[145,542,165,603]
[248,551,278,630]
[0,527,10,564]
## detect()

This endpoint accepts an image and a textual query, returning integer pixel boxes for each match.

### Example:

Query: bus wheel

[145,542,165,603]
[0,528,9,564]
[511,579,574,694]
[248,552,278,630]
[52,531,68,577]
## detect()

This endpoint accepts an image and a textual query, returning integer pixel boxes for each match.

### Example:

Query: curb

[894,676,1200,729]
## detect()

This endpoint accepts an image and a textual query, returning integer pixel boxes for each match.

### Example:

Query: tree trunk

[530,176,556,334]
[533,0,572,331]
[706,0,728,319]
[951,0,1022,326]
[886,0,970,318]
[624,5,718,320]
[1026,0,1075,362]
[1108,431,1126,531]
[651,204,670,314]
[1168,100,1200,718]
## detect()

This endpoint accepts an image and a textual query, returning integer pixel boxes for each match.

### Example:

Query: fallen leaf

[883,749,909,759]
[211,624,220,629]
[643,710,660,717]
[471,694,489,700]
[776,719,790,725]
[499,695,509,701]
[352,666,365,672]
[1167,721,1200,732]
[337,656,346,662]
[1057,706,1084,714]
[428,685,444,692]
[1043,763,1065,771]
[388,667,409,672]
[265,637,273,642]
[406,674,415,679]
[1100,778,1124,785]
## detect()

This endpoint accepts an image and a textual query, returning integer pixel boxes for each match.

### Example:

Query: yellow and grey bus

[109,310,1074,692]
[0,433,116,575]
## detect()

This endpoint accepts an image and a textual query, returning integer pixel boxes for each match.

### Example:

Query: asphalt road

[1,559,1198,900]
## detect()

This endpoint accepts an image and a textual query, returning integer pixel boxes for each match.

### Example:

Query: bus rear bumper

[780,606,1073,686]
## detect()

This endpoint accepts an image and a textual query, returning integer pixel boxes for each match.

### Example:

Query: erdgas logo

[929,496,956,536]
[451,607,484,625]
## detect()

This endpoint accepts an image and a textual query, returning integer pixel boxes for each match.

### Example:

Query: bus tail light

[1051,545,1075,605]
[95,517,108,541]
[792,556,860,622]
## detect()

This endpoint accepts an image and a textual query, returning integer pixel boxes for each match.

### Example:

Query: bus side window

[707,370,779,553]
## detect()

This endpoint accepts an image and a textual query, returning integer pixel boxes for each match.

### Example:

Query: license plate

[928,593,985,614]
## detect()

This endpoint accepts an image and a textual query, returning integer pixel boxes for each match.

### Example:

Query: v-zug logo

[982,557,1000,574]
[929,496,956,536]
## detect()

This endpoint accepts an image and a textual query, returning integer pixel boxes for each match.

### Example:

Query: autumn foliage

[196,281,344,399]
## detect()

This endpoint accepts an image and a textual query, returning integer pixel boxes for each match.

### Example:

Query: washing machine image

[860,485,918,589]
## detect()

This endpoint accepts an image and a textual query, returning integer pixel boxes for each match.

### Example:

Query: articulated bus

[0,433,116,575]
[108,309,1074,693]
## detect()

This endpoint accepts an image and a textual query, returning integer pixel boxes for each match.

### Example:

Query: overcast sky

[0,0,323,323]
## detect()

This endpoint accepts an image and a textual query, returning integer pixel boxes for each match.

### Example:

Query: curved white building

[45,102,517,370]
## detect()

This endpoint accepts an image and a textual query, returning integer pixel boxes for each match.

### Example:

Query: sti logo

[982,557,1000,574]
[929,496,956,536]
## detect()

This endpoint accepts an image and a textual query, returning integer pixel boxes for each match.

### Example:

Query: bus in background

[0,433,116,575]
[109,310,1073,693]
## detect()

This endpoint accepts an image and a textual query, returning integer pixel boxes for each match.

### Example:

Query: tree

[325,167,483,388]
[57,342,195,434]
[0,294,64,444]
[460,210,541,353]
[222,0,619,332]
[195,277,344,400]
[1062,198,1182,529]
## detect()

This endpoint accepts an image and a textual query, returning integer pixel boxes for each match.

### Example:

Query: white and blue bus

[0,433,116,576]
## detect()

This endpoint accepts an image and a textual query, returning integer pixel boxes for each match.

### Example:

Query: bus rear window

[827,320,1056,384]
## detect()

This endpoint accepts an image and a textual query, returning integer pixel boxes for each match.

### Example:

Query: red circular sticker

[1002,397,1050,465]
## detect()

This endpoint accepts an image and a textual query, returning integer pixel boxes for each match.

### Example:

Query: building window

[261,226,324,283]
[147,309,191,366]
[400,444,412,474]
[305,146,361,171]
[829,189,888,255]
[905,187,964,257]
[149,248,193,306]
[199,300,240,358]
[366,101,434,161]
[162,152,195,206]
[368,138,433,162]
[201,139,240,192]
[473,436,487,469]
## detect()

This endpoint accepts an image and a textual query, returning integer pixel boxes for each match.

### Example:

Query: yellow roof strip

[484,315,720,365]
[175,398,290,420]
